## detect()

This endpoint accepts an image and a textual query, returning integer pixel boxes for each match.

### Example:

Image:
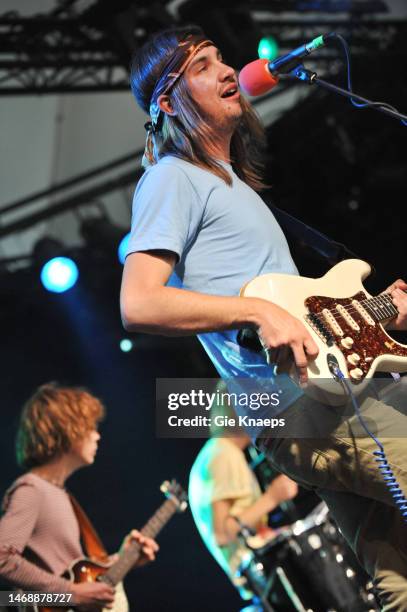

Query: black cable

[332,32,407,127]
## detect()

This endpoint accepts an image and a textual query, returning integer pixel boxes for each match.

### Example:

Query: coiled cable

[333,365,407,523]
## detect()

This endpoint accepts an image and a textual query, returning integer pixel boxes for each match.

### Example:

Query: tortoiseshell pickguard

[305,291,407,381]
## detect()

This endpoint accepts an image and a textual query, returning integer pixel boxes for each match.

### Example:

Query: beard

[207,99,242,129]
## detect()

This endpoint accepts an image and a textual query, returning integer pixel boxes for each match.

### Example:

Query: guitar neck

[365,293,399,323]
[101,498,178,585]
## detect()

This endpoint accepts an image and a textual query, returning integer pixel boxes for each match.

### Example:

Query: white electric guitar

[240,259,407,402]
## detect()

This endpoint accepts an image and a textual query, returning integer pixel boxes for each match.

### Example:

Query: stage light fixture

[258,36,279,61]
[40,257,79,293]
[120,338,133,352]
[33,237,79,293]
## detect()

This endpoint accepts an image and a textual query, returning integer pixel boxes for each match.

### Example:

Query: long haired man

[121,25,407,610]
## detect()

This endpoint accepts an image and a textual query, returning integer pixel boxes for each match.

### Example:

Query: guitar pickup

[336,303,360,331]
[352,299,375,326]
[322,308,344,337]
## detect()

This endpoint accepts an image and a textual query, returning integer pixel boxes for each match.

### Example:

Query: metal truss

[0,12,130,94]
[255,19,407,75]
[1,0,405,95]
[0,0,176,94]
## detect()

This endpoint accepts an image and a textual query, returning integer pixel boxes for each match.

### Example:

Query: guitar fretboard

[101,498,177,586]
[363,293,399,322]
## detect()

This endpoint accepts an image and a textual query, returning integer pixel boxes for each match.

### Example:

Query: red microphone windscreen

[238,59,279,97]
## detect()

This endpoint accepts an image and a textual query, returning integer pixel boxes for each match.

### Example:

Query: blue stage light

[40,257,79,293]
[120,338,133,352]
[118,232,130,264]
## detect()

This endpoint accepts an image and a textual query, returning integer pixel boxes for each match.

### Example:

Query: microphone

[239,32,335,97]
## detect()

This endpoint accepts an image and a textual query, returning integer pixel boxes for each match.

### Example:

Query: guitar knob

[341,337,354,349]
[347,353,361,365]
[349,368,363,380]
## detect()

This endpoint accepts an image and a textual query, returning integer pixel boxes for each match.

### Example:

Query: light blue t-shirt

[127,155,303,438]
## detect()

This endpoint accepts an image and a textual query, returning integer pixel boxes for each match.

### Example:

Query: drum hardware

[236,555,276,612]
[237,502,380,612]
[275,566,307,612]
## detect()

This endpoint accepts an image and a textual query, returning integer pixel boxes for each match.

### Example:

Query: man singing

[121,25,407,610]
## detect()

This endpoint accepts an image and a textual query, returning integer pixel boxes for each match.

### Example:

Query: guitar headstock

[160,479,188,512]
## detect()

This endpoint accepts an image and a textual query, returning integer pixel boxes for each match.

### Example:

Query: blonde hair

[16,383,105,468]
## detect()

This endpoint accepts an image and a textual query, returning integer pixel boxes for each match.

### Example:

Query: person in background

[0,383,158,610]
[189,383,298,604]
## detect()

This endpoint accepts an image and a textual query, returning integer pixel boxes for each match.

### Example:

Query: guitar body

[32,558,128,612]
[27,480,187,612]
[241,259,407,403]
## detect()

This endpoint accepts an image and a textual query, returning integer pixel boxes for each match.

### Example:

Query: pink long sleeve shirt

[0,473,84,593]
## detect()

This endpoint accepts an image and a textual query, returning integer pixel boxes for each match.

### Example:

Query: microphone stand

[281,65,407,124]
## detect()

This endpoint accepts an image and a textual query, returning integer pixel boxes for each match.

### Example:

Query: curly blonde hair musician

[16,383,105,469]
[0,384,157,610]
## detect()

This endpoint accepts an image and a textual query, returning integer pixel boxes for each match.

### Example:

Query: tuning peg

[160,480,170,494]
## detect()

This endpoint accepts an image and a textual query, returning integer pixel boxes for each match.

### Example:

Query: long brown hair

[130,26,268,191]
[16,383,105,468]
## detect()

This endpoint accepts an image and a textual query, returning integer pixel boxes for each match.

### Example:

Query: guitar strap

[238,202,369,354]
[69,494,109,562]
[268,202,363,266]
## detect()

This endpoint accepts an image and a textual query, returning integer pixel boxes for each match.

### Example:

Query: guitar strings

[311,294,397,323]
[315,294,395,317]
[310,298,397,337]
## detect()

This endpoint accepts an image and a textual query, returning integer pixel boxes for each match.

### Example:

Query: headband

[146,33,214,133]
